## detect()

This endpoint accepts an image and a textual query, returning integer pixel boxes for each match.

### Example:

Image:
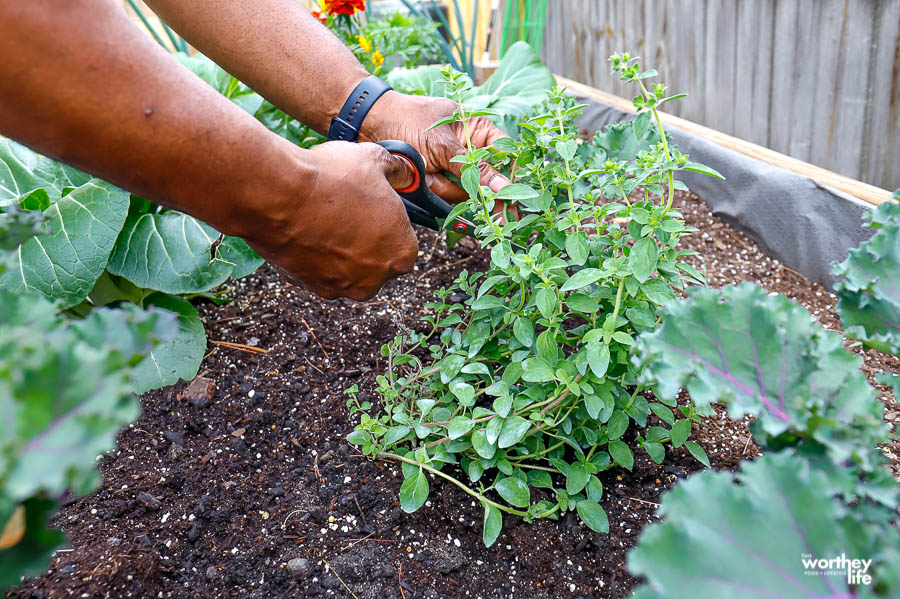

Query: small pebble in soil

[286,557,311,577]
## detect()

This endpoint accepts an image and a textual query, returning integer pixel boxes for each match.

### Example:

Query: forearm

[146,0,374,136]
[0,0,308,239]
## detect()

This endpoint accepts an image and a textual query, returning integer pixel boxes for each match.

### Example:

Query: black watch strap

[327,75,392,142]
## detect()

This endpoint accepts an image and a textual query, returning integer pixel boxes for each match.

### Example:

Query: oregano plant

[347,54,723,546]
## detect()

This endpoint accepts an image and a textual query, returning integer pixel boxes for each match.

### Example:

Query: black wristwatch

[327,75,393,142]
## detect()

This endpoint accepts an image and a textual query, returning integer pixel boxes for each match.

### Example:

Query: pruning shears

[377,140,476,236]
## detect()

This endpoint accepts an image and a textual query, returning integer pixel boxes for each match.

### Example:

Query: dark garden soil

[9,192,899,599]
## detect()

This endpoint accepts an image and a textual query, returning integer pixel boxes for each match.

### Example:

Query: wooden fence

[542,0,900,192]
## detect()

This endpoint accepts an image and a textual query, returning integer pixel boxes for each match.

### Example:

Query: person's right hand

[244,141,418,301]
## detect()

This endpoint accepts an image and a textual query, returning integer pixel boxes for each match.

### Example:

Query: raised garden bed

[9,189,898,599]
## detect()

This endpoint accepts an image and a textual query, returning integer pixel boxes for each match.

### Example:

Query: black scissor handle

[377,140,455,232]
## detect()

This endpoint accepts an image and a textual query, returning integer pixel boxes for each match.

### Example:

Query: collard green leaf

[628,452,900,599]
[216,236,264,279]
[387,65,447,97]
[833,201,900,355]
[107,211,260,294]
[593,117,662,164]
[130,293,206,394]
[0,181,129,308]
[0,139,90,207]
[465,42,556,134]
[388,42,554,136]
[635,282,889,466]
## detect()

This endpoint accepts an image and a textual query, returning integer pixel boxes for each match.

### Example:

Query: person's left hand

[360,91,512,204]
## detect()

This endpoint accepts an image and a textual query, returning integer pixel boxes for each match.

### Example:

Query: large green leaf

[833,201,900,355]
[71,303,179,389]
[387,42,554,135]
[634,282,889,469]
[0,289,144,501]
[0,181,129,308]
[107,211,261,294]
[387,65,447,96]
[628,452,900,599]
[129,293,206,394]
[0,139,91,207]
[465,42,557,131]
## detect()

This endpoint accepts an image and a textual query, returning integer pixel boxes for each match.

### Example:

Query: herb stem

[378,451,528,516]
[637,80,675,217]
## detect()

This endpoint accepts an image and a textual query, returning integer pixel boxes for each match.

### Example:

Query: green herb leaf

[576,500,609,533]
[555,139,577,161]
[566,462,589,494]
[497,416,531,448]
[495,476,530,508]
[684,441,710,467]
[630,237,658,282]
[399,469,429,513]
[560,268,604,292]
[643,442,665,463]
[495,183,539,201]
[447,416,475,439]
[521,357,555,383]
[669,419,691,448]
[513,317,535,347]
[607,411,629,440]
[481,501,503,547]
[608,440,634,470]
[586,342,610,378]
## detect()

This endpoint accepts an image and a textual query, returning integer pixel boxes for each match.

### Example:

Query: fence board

[543,0,900,191]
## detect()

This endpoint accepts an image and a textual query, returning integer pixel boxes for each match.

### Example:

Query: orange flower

[317,0,366,16]
[371,51,384,67]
